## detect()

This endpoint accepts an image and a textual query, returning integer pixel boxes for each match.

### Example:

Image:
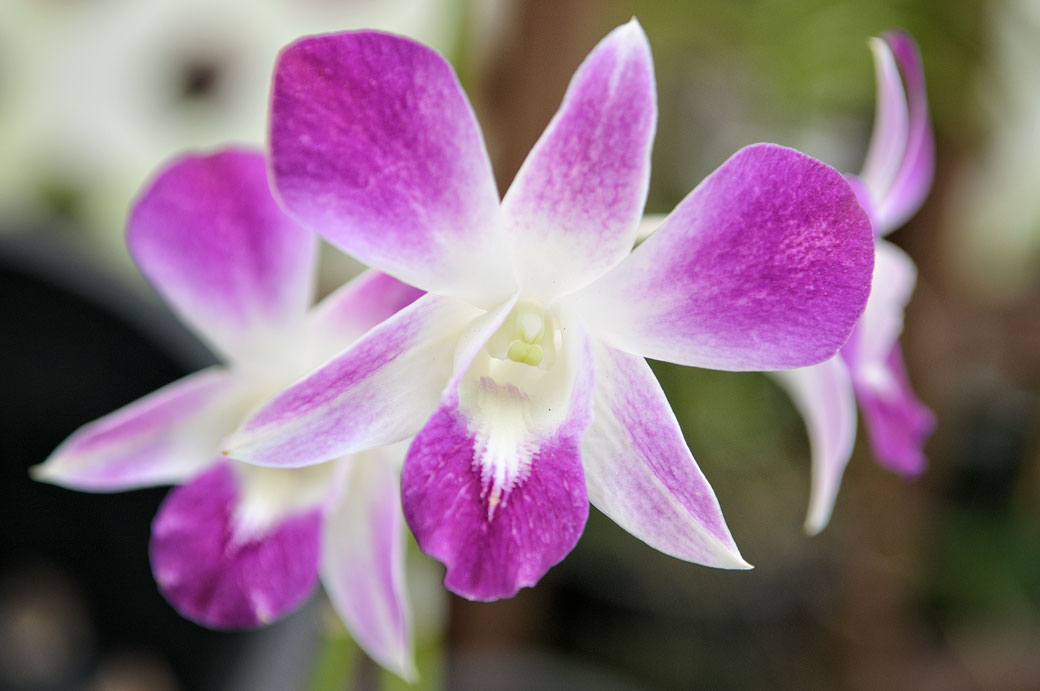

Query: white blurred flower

[943,0,1040,301]
[0,0,460,272]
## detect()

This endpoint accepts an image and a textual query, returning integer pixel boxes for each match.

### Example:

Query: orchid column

[229,21,875,600]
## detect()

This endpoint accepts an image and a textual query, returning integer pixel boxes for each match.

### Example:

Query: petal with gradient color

[306,270,424,363]
[582,343,748,567]
[867,32,934,234]
[772,358,857,534]
[34,368,240,491]
[322,449,414,680]
[270,31,513,306]
[402,392,590,601]
[840,242,933,474]
[571,144,874,370]
[853,343,934,475]
[128,149,316,361]
[503,20,656,301]
[859,36,909,209]
[227,294,482,467]
[149,462,322,628]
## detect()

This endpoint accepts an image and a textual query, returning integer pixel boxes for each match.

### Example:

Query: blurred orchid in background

[0,0,460,275]
[32,150,424,679]
[226,21,875,601]
[773,30,936,534]
[944,0,1040,301]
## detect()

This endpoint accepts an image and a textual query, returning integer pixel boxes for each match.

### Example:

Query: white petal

[772,359,858,534]
[582,341,749,568]
[322,447,415,680]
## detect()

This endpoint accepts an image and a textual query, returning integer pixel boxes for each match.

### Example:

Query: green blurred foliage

[929,509,1040,621]
[623,0,984,129]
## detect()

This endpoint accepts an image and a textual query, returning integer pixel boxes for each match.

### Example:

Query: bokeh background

[3,0,1039,689]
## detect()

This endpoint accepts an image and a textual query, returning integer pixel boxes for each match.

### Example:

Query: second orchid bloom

[775,30,935,534]
[35,150,424,677]
[227,20,875,601]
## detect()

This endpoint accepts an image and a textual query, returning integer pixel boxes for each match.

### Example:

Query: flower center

[485,303,558,369]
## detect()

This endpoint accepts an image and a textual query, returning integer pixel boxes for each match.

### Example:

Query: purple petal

[128,149,316,360]
[502,20,656,301]
[149,462,322,628]
[306,270,424,362]
[322,448,414,680]
[853,342,934,475]
[865,32,934,234]
[33,368,241,491]
[401,329,595,601]
[270,31,513,306]
[582,342,748,567]
[772,358,858,534]
[570,143,874,370]
[402,396,589,602]
[226,294,483,467]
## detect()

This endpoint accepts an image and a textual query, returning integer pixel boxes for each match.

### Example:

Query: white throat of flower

[232,461,337,541]
[460,301,573,520]
[224,344,345,542]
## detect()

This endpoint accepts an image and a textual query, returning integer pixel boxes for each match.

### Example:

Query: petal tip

[881,28,917,55]
[221,427,278,467]
[867,35,888,54]
[805,494,838,535]
[611,17,651,57]
[712,532,753,570]
[619,16,647,38]
[705,536,753,571]
[28,461,55,483]
[728,551,754,571]
[391,657,419,684]
[220,437,259,466]
[803,516,828,536]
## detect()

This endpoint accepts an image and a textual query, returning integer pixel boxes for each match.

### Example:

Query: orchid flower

[226,21,875,601]
[33,149,424,679]
[773,30,936,534]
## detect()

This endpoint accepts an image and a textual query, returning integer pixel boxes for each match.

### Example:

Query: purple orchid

[773,31,936,534]
[226,20,875,601]
[33,149,424,678]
